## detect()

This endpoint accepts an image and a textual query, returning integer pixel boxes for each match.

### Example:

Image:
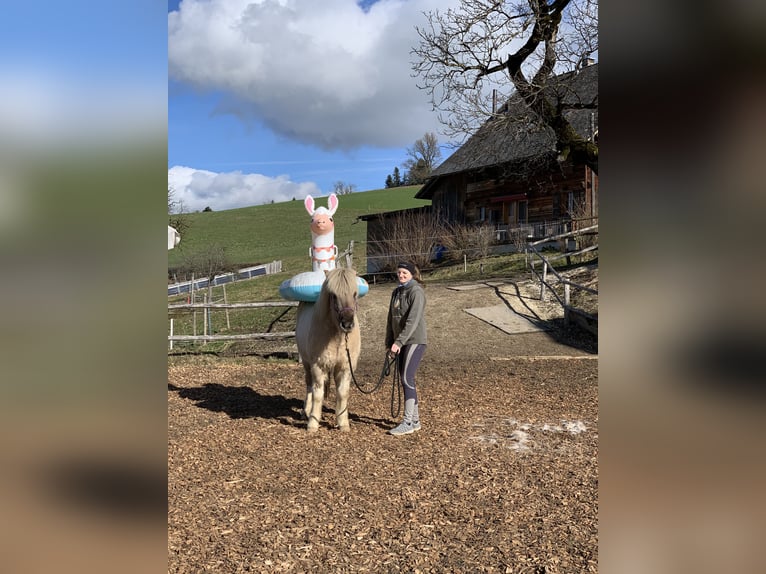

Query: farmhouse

[360,63,598,275]
[416,62,598,241]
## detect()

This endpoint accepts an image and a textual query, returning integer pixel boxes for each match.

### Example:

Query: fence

[526,224,598,334]
[494,220,570,242]
[168,300,298,349]
[362,218,592,277]
[167,245,362,350]
[167,260,282,296]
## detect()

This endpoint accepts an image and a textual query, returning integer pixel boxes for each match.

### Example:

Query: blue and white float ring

[279,270,369,302]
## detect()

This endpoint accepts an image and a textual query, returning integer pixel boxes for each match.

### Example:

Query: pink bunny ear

[304,195,315,216]
[327,193,339,216]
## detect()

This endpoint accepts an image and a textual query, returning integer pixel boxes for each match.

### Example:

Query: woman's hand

[389,343,400,356]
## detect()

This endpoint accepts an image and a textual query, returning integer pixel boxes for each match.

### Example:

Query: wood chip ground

[169,274,598,573]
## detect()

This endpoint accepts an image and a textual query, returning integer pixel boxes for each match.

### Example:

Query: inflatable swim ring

[280,270,369,302]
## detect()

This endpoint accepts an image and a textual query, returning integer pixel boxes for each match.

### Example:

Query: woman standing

[385,261,427,436]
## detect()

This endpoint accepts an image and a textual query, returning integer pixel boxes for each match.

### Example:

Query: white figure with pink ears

[305,193,338,272]
[279,193,368,302]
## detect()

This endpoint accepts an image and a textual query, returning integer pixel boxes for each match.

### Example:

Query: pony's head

[305,194,338,236]
[321,267,359,333]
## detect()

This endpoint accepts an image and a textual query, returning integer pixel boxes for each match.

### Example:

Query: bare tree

[509,226,530,258]
[168,186,190,238]
[333,181,357,195]
[182,243,234,301]
[368,211,443,272]
[568,193,598,250]
[441,222,496,263]
[402,132,442,184]
[411,0,598,173]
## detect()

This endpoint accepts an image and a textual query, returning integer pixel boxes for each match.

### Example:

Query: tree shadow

[488,281,597,354]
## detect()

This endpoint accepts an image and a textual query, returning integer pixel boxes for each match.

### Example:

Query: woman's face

[397,267,413,284]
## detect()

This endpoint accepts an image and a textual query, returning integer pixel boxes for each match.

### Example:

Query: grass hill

[166,185,593,350]
[166,183,539,307]
[168,185,428,276]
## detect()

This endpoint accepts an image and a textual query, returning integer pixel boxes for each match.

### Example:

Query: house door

[505,202,515,224]
[505,200,528,224]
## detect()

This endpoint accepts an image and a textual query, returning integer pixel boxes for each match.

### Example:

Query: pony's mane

[321,267,358,301]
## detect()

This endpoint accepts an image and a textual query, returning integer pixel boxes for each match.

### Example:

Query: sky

[0,2,167,237]
[168,0,461,212]
[0,2,166,147]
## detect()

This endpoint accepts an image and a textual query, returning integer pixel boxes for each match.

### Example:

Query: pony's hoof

[338,425,350,433]
[307,425,319,433]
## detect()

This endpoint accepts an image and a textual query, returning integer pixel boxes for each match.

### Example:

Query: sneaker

[389,420,421,436]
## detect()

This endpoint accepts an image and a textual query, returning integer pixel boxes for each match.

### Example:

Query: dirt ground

[168,270,598,573]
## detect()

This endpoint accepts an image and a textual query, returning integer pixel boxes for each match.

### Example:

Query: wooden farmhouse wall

[430,161,596,231]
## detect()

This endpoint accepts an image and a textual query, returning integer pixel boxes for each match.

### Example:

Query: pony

[295,266,361,432]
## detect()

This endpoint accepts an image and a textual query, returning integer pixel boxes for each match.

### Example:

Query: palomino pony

[295,267,361,432]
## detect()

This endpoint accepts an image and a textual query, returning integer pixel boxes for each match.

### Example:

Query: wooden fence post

[346,240,354,268]
[223,284,230,330]
[167,300,299,347]
[192,275,197,340]
[203,293,208,343]
[540,262,548,301]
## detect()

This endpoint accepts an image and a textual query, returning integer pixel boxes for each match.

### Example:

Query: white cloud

[169,165,321,212]
[0,67,165,146]
[168,0,455,150]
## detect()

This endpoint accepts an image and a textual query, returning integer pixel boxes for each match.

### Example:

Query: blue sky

[0,1,590,216]
[168,0,459,212]
[0,2,166,148]
[0,1,167,239]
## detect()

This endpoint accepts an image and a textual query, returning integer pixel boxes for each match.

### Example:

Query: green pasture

[168,185,428,275]
[166,184,566,353]
[168,185,429,353]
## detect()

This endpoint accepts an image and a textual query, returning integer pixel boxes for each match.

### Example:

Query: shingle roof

[418,63,598,197]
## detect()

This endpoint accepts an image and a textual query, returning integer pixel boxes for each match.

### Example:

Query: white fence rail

[167,260,282,296]
[168,300,298,348]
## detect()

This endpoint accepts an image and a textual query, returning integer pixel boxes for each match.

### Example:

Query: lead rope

[346,334,402,418]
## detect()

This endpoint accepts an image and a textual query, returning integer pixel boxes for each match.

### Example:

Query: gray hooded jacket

[385,280,427,348]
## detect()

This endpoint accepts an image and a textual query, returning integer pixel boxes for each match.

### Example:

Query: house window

[479,206,486,221]
[518,201,528,224]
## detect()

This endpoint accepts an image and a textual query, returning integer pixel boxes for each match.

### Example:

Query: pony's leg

[335,369,351,432]
[306,365,326,432]
[302,364,312,420]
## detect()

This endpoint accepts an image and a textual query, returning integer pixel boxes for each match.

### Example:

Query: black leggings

[398,344,426,403]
